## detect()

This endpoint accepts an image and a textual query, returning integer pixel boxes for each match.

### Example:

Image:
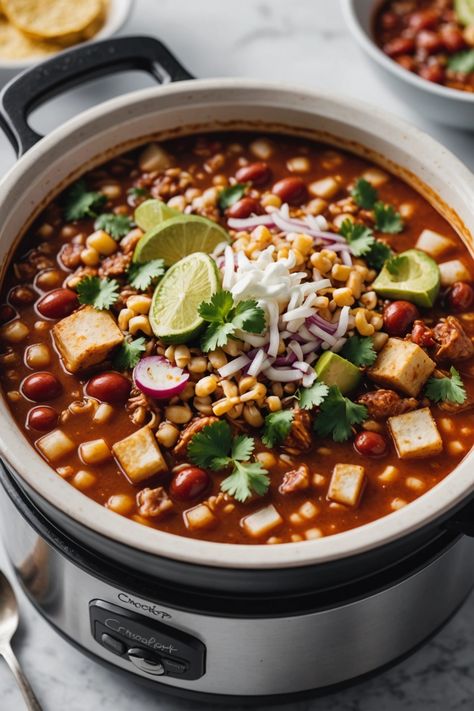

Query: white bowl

[341,0,474,130]
[0,0,134,79]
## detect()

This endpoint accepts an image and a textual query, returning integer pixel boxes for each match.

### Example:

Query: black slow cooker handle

[0,35,193,157]
[444,500,474,537]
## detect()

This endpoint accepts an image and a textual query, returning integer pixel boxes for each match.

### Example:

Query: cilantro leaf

[373,201,403,234]
[199,291,266,353]
[296,381,329,410]
[94,213,134,239]
[76,276,119,310]
[113,337,146,371]
[64,180,106,221]
[340,335,377,367]
[221,460,270,503]
[386,254,407,276]
[262,410,294,447]
[339,219,375,257]
[231,435,255,462]
[188,421,233,470]
[128,187,149,199]
[425,367,467,405]
[351,178,378,209]
[218,183,248,211]
[365,240,393,270]
[447,49,474,74]
[128,259,165,291]
[314,386,367,442]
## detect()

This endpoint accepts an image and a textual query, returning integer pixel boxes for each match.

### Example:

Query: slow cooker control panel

[89,600,205,680]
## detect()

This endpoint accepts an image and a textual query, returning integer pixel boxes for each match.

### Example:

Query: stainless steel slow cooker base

[1,466,473,700]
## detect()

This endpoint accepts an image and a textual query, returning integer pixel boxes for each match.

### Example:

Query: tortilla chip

[0,16,59,59]
[2,0,102,42]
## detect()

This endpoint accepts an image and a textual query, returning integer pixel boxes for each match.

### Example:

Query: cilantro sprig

[64,180,106,222]
[351,178,378,210]
[425,367,467,405]
[113,337,146,371]
[188,421,269,502]
[76,276,119,311]
[340,335,377,367]
[339,219,392,271]
[296,381,329,410]
[314,386,367,442]
[262,410,294,447]
[447,49,474,74]
[95,213,134,239]
[373,202,404,234]
[198,291,266,352]
[128,260,165,291]
[218,183,248,211]
[128,186,149,200]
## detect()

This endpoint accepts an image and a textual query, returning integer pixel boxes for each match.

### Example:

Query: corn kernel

[266,395,282,412]
[126,295,152,314]
[293,234,314,255]
[331,264,351,281]
[333,288,355,307]
[261,193,281,208]
[80,247,100,267]
[128,315,152,336]
[86,230,117,256]
[195,375,218,398]
[165,404,192,424]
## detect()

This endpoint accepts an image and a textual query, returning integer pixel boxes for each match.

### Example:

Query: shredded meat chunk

[126,387,160,426]
[279,464,310,495]
[358,389,419,420]
[173,416,219,458]
[283,410,312,454]
[99,251,132,278]
[60,243,82,270]
[433,316,474,363]
[136,487,173,518]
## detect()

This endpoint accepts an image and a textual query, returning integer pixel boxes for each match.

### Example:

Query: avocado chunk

[372,249,440,308]
[315,351,361,395]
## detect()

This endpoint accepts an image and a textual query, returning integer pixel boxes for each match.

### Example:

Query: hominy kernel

[363,420,384,433]
[331,264,351,281]
[128,315,152,336]
[310,253,332,273]
[223,340,243,357]
[287,156,310,173]
[166,404,192,424]
[360,291,377,310]
[80,439,111,465]
[305,528,323,540]
[174,345,191,368]
[193,396,213,415]
[406,477,425,492]
[355,310,375,336]
[179,382,195,401]
[1,320,29,343]
[25,343,51,369]
[372,332,389,351]
[156,423,180,448]
[290,513,303,525]
[370,313,384,331]
[126,295,152,314]
[256,452,277,468]
[243,404,264,428]
[118,308,134,331]
[399,203,414,219]
[266,395,282,412]
[107,494,135,515]
[439,418,454,434]
[73,470,97,491]
[299,501,319,520]
[57,466,74,478]
[390,498,407,511]
[333,288,355,307]
[222,380,239,398]
[195,375,218,398]
[293,234,313,255]
[378,465,398,483]
[100,184,122,200]
[93,403,114,424]
[208,349,227,370]
[7,390,21,402]
[312,474,326,487]
[188,356,208,374]
[250,138,273,160]
[240,383,267,402]
[448,440,466,456]
[306,198,327,215]
[212,398,238,417]
[86,230,117,256]
[309,177,341,200]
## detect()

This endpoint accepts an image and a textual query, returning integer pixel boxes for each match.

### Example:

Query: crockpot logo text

[117,593,172,620]
[105,618,179,655]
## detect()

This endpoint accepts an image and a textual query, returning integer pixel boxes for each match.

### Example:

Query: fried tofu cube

[112,426,168,484]
[368,338,435,397]
[328,464,366,507]
[438,259,472,287]
[388,407,443,459]
[52,305,123,373]
[415,229,455,258]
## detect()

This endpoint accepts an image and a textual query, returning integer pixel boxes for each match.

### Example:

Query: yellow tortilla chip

[2,0,102,42]
[0,16,59,59]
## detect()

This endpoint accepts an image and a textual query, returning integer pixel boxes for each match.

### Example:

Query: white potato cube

[112,426,168,484]
[388,407,443,459]
[309,177,340,200]
[328,464,366,507]
[53,306,123,373]
[361,167,389,187]
[439,259,472,287]
[415,229,455,258]
[37,429,75,462]
[139,143,173,172]
[242,505,283,538]
[79,438,111,465]
[368,338,435,397]
[184,504,217,531]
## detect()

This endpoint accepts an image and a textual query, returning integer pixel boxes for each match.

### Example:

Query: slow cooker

[0,36,474,702]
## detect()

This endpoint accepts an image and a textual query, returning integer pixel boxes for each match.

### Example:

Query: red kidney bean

[354,431,387,458]
[409,9,439,31]
[419,63,445,83]
[22,372,62,402]
[27,405,58,432]
[411,321,435,348]
[9,286,36,306]
[37,288,79,320]
[86,372,131,404]
[384,37,415,57]
[381,11,399,31]
[0,304,16,325]
[383,301,419,336]
[227,197,262,219]
[416,30,443,53]
[235,162,271,186]
[440,25,466,52]
[170,467,211,502]
[272,177,307,205]
[448,282,474,312]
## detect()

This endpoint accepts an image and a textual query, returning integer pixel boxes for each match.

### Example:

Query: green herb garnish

[127,187,149,200]
[373,201,404,234]
[113,337,146,371]
[94,213,134,239]
[64,180,107,222]
[351,178,378,210]
[188,421,269,502]
[364,240,393,270]
[128,259,165,291]
[314,385,367,442]
[340,335,377,367]
[447,49,474,74]
[296,381,329,410]
[339,220,375,257]
[218,183,248,211]
[262,410,294,447]
[76,276,119,310]
[425,367,467,405]
[198,290,266,352]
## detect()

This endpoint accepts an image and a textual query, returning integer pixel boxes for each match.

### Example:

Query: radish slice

[133,356,189,399]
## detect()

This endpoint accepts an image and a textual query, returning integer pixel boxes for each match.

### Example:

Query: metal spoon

[0,571,43,711]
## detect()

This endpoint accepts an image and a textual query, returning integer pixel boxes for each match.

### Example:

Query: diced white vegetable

[37,429,75,462]
[309,177,340,200]
[415,229,454,258]
[388,407,443,459]
[242,505,283,538]
[298,501,319,520]
[378,465,398,483]
[79,438,111,465]
[139,143,173,172]
[361,167,389,187]
[53,305,123,373]
[369,338,435,397]
[438,259,472,287]
[184,504,217,531]
[328,464,366,507]
[112,426,168,484]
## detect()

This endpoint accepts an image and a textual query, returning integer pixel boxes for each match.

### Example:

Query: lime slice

[150,253,220,343]
[134,214,231,267]
[134,199,181,232]
[455,0,474,25]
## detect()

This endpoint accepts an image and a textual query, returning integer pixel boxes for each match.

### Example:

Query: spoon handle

[0,643,43,711]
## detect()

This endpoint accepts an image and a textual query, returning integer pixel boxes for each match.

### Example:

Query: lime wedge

[134,214,231,267]
[134,199,181,232]
[455,0,474,25]
[150,253,220,343]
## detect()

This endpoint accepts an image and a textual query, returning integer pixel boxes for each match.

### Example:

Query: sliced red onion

[247,349,267,377]
[288,340,304,362]
[267,302,280,358]
[301,339,321,354]
[341,250,353,266]
[294,361,312,373]
[222,245,235,289]
[227,214,275,230]
[332,337,348,353]
[133,356,189,399]
[218,354,250,378]
[308,323,338,346]
[334,305,350,339]
[263,366,303,382]
[302,371,316,387]
[304,352,318,364]
[273,352,298,367]
[282,305,315,323]
[307,314,338,333]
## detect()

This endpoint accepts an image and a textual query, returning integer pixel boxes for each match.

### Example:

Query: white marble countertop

[0,1,473,709]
